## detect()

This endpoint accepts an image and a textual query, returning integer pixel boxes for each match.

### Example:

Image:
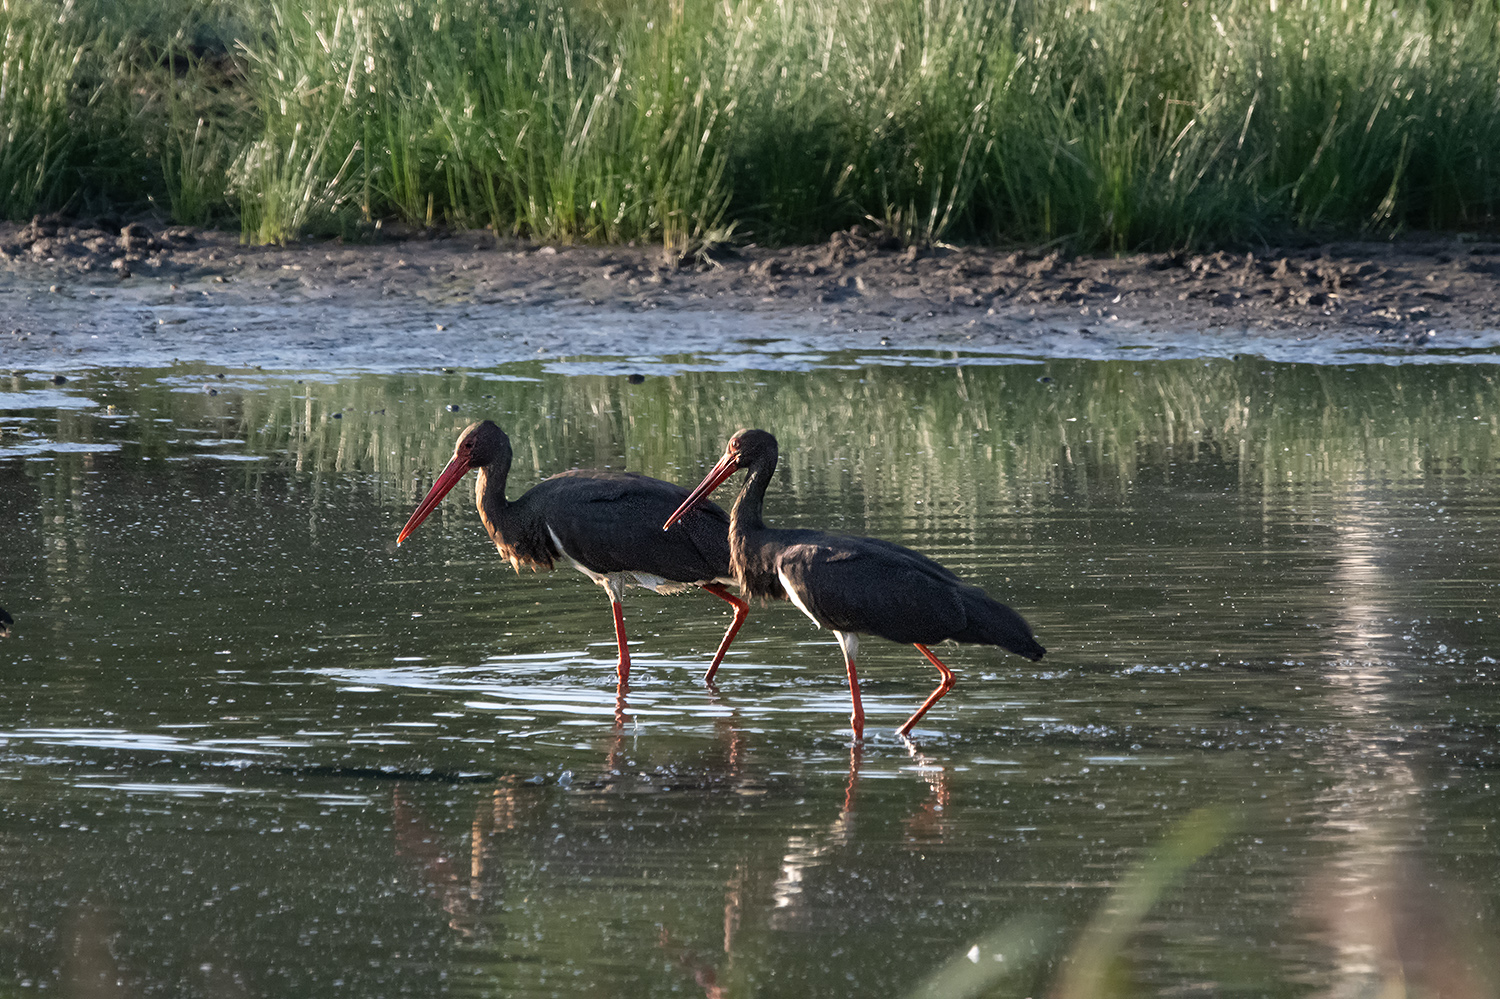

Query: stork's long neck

[729,458,773,537]
[474,456,514,547]
[473,446,555,572]
[728,454,781,597]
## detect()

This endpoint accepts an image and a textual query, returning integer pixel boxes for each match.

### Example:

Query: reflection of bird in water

[0,606,12,638]
[398,421,750,688]
[769,745,862,919]
[662,735,956,998]
[657,741,868,990]
[665,428,1045,738]
[391,781,529,939]
[900,738,953,846]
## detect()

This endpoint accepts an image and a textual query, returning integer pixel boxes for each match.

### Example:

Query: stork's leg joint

[897,643,956,737]
[700,583,749,684]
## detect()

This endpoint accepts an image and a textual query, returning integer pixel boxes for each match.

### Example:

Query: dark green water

[2,357,1498,997]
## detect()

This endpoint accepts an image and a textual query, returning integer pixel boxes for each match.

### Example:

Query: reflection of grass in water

[52,359,1498,519]
[906,806,1234,999]
[224,359,1500,508]
[24,358,1497,546]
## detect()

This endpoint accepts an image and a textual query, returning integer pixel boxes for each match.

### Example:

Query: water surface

[1,357,1498,997]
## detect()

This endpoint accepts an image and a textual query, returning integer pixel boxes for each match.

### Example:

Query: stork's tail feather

[953,587,1046,661]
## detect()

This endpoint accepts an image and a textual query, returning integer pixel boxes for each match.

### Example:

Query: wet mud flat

[3,216,1500,371]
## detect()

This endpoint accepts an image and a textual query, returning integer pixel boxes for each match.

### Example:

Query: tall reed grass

[3,0,1499,248]
[0,0,85,217]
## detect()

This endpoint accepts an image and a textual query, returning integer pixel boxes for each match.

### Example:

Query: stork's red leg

[700,583,748,683]
[610,600,631,685]
[836,634,865,739]
[898,644,956,737]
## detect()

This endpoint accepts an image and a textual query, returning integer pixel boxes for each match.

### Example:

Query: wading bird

[664,428,1045,738]
[398,421,748,685]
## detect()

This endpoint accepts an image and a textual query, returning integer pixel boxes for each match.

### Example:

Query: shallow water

[2,356,1498,997]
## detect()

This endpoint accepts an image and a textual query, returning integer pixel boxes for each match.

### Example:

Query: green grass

[0,0,86,217]
[2,0,1499,248]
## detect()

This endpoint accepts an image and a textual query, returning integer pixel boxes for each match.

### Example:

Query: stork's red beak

[663,451,740,530]
[397,455,470,544]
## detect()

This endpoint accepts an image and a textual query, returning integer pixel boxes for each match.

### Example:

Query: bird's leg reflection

[844,741,863,814]
[666,761,860,991]
[658,927,728,999]
[770,745,861,921]
[655,714,754,996]
[899,735,952,845]
[392,781,520,939]
[664,738,955,996]
[613,677,631,734]
[723,858,749,954]
[605,708,628,778]
[710,707,747,781]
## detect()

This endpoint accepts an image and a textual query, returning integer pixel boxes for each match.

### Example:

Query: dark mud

[4,216,1499,372]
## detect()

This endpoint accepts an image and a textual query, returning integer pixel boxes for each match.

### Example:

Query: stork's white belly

[546,524,693,597]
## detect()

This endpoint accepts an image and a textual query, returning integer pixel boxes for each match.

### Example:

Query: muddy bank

[3,216,1499,372]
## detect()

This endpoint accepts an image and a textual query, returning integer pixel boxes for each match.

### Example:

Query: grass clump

[1,0,1498,250]
[0,0,87,217]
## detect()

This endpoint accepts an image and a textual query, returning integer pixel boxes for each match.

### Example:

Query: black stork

[663,428,1045,738]
[398,421,748,686]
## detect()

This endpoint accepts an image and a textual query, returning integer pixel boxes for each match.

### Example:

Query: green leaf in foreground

[906,806,1235,999]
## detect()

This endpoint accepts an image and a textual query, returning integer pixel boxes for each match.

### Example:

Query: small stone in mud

[446,404,461,412]
[51,374,67,384]
[120,222,155,252]
[48,285,59,293]
[331,412,342,418]
[627,373,645,384]
[215,372,225,379]
[205,387,218,396]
